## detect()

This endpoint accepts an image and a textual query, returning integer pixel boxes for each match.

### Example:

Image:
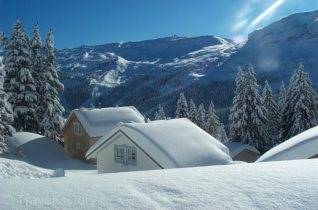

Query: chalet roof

[256,126,318,162]
[61,106,145,138]
[86,118,232,168]
[225,142,260,158]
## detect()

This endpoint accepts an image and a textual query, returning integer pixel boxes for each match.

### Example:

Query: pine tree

[175,92,189,118]
[41,30,65,139]
[30,24,44,132]
[154,104,166,120]
[205,101,228,143]
[280,64,318,140]
[278,81,287,112]
[196,103,207,129]
[229,67,245,140]
[188,99,198,124]
[262,80,279,149]
[240,64,267,152]
[0,32,7,47]
[3,20,38,132]
[0,64,14,154]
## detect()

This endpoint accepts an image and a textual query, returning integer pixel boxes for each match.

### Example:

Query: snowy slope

[5,132,95,170]
[57,35,238,113]
[256,126,318,162]
[0,159,317,209]
[0,158,59,179]
[57,11,318,118]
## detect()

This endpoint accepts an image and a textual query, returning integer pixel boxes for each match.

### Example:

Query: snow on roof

[63,106,145,137]
[256,126,318,162]
[225,142,260,158]
[87,118,232,168]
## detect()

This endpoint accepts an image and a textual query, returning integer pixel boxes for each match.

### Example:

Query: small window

[114,145,137,165]
[114,145,125,163]
[75,142,81,151]
[73,121,82,136]
[127,146,137,164]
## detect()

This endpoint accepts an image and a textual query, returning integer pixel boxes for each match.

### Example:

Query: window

[73,121,82,136]
[75,142,81,151]
[114,145,137,165]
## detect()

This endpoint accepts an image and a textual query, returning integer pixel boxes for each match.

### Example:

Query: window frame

[73,121,82,136]
[114,144,137,165]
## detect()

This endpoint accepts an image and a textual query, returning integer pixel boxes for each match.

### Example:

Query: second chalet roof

[67,106,145,137]
[225,142,260,158]
[86,119,232,168]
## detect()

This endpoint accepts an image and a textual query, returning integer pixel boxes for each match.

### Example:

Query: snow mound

[0,159,317,208]
[257,126,318,162]
[5,132,94,170]
[0,158,59,179]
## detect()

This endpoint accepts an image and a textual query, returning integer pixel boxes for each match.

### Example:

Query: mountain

[57,35,238,116]
[206,10,318,85]
[1,11,317,121]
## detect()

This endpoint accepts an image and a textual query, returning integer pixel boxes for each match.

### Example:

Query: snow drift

[0,159,317,209]
[0,158,61,179]
[5,132,94,170]
[257,126,318,162]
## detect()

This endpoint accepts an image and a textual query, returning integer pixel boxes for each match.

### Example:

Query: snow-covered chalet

[86,118,232,173]
[60,107,145,161]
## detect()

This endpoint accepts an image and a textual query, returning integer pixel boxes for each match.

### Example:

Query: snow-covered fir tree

[154,104,166,120]
[196,103,207,129]
[188,99,198,124]
[262,80,279,149]
[0,63,14,154]
[278,81,287,112]
[30,24,44,132]
[3,20,38,132]
[0,32,6,47]
[205,101,228,143]
[240,64,267,152]
[175,92,189,118]
[229,67,245,141]
[280,64,318,140]
[41,30,65,139]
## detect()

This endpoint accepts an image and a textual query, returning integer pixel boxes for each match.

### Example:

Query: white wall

[96,132,161,173]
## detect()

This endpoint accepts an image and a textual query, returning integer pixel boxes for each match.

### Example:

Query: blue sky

[0,0,317,49]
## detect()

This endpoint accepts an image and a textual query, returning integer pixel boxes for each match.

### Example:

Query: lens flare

[248,0,285,30]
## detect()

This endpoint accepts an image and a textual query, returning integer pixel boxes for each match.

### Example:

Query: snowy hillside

[57,10,318,118]
[206,11,318,85]
[57,35,239,113]
[0,159,317,209]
